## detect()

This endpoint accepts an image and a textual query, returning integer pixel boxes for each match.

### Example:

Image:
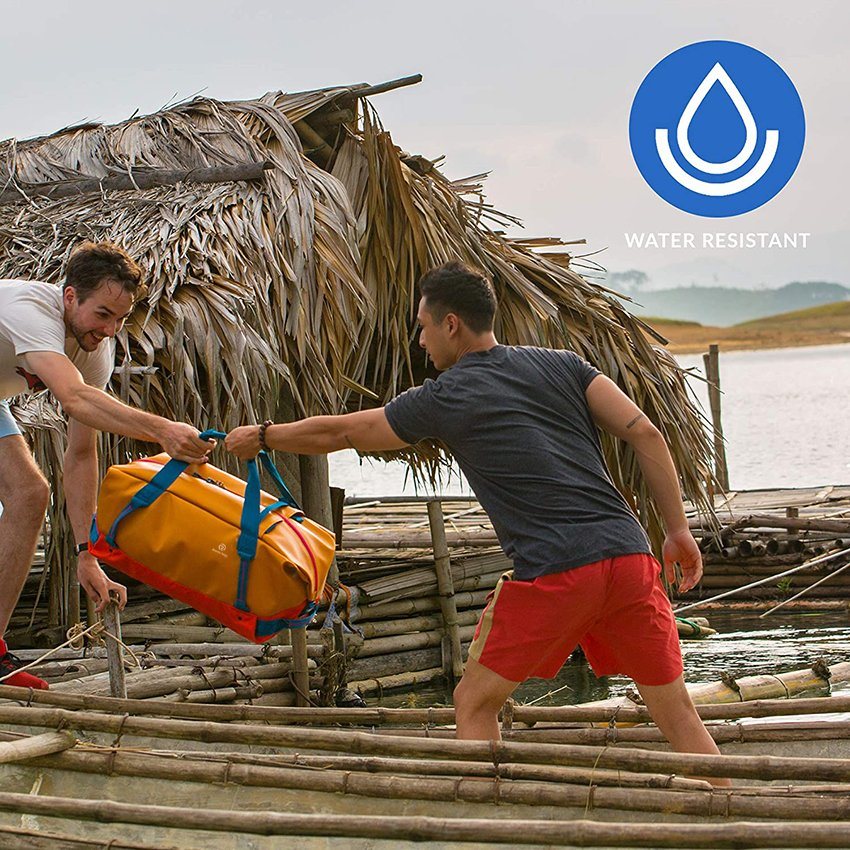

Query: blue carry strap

[234,457,262,611]
[104,429,224,547]
[259,500,291,524]
[254,600,318,636]
[257,451,302,514]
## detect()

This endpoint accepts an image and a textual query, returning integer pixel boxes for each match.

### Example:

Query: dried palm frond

[0,81,718,631]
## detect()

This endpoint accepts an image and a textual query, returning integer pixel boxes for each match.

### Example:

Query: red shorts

[466,553,683,686]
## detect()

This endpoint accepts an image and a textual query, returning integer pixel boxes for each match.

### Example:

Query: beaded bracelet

[258,419,274,452]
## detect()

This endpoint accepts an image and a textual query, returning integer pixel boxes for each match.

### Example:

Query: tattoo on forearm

[625,413,646,430]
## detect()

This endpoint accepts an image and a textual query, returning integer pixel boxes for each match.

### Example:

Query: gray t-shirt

[385,345,651,580]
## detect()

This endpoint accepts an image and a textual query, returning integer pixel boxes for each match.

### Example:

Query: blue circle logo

[629,41,805,217]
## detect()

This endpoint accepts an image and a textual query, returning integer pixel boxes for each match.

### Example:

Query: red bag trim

[281,514,319,593]
[90,533,307,644]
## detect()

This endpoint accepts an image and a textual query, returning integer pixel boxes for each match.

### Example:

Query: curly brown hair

[65,241,145,302]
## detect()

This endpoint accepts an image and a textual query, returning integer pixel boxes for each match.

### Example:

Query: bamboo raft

[1,674,850,849]
[6,484,849,706]
[0,486,847,846]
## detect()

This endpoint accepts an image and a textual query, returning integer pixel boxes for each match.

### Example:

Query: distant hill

[622,281,850,326]
[642,301,850,354]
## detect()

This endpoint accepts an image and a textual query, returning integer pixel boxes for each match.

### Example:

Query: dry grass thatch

[0,79,719,630]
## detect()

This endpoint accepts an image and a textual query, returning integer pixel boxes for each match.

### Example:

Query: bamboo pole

[0,824,176,850]
[344,74,424,100]
[119,597,191,623]
[427,500,464,686]
[344,530,500,548]
[176,684,263,704]
[293,120,334,164]
[353,624,476,658]
[16,744,850,820]
[1,792,850,847]
[355,589,491,621]
[357,608,480,639]
[733,514,850,534]
[2,684,848,728]
[209,750,709,790]
[2,704,849,781]
[0,730,77,763]
[101,600,127,699]
[0,161,274,204]
[117,624,254,642]
[290,628,311,706]
[145,642,324,658]
[344,646,443,681]
[347,667,445,696]
[703,344,729,490]
[498,721,850,746]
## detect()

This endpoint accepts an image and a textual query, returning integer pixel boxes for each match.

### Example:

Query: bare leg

[0,435,50,635]
[636,675,732,787]
[453,657,520,740]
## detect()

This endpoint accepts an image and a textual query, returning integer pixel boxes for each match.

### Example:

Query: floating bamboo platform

[1,676,850,848]
[6,484,849,709]
[3,482,850,847]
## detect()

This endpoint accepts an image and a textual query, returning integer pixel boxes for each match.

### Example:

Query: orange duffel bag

[88,429,335,643]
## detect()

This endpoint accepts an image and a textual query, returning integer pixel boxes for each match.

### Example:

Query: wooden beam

[345,74,423,100]
[0,161,274,205]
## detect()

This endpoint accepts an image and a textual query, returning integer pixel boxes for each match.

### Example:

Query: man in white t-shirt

[0,241,213,689]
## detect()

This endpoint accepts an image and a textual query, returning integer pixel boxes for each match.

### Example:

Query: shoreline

[642,325,850,356]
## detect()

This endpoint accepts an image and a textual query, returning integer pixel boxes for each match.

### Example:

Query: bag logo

[629,41,805,217]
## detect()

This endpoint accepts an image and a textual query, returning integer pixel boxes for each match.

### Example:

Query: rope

[764,674,792,699]
[100,628,145,670]
[0,618,150,687]
[0,620,105,684]
[584,745,608,816]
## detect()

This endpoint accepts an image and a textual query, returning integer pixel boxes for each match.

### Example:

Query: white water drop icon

[655,62,779,196]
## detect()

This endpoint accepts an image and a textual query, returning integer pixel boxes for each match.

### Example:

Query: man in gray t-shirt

[384,345,652,580]
[225,260,729,784]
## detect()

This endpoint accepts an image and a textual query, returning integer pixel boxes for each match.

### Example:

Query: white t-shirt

[0,279,115,400]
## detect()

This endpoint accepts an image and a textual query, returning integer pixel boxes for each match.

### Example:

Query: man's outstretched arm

[584,374,702,592]
[225,407,410,459]
[25,351,213,463]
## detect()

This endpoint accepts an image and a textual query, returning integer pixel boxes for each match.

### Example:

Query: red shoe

[0,645,49,690]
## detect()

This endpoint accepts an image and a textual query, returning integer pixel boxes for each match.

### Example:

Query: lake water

[676,343,850,490]
[329,342,850,496]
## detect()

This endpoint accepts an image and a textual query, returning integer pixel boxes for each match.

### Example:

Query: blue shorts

[0,400,23,439]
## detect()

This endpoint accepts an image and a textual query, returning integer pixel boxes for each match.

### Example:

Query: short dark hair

[418,260,497,333]
[65,241,144,302]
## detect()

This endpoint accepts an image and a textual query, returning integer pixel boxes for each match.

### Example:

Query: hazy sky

[2,1,846,289]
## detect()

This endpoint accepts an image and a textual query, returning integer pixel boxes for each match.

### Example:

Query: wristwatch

[75,542,89,556]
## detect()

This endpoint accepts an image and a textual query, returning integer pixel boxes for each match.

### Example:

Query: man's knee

[454,676,505,717]
[454,677,483,715]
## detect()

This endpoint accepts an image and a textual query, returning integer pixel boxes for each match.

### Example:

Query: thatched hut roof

[1,76,718,625]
